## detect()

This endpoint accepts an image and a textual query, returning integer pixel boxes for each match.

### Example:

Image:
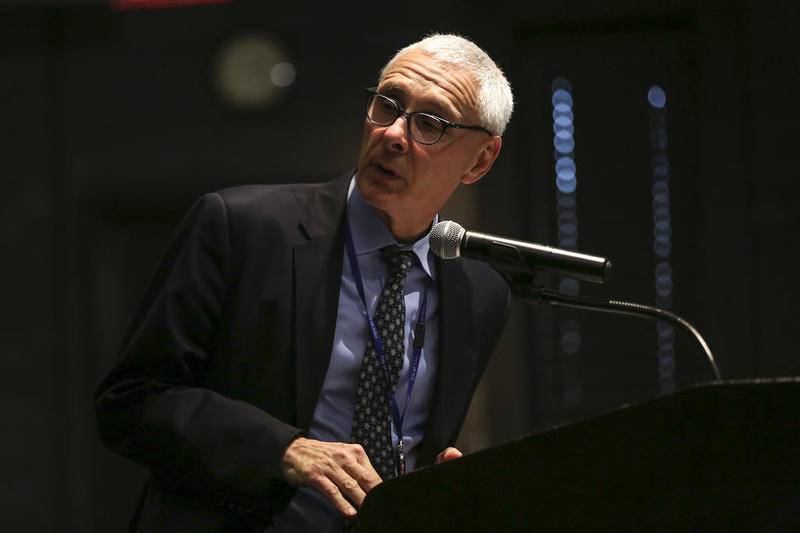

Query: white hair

[379,33,514,136]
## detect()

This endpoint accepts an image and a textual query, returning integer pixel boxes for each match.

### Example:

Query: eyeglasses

[365,87,493,145]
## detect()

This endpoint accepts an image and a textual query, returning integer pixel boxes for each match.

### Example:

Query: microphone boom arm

[509,278,721,382]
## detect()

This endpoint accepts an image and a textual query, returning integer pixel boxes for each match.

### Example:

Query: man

[95,33,513,532]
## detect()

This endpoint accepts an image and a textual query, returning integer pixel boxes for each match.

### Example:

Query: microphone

[429,220,612,284]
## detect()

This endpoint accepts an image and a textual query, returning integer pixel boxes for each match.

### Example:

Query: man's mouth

[374,163,401,179]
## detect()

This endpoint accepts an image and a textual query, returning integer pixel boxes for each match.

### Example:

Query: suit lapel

[290,176,485,451]
[293,174,350,430]
[418,258,481,464]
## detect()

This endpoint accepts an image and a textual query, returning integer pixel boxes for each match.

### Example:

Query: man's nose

[382,115,410,153]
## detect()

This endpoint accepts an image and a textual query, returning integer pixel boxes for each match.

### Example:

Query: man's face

[356,49,500,237]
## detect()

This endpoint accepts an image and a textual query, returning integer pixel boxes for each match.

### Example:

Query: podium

[353,379,800,531]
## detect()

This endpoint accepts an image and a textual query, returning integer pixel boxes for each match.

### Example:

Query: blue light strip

[648,85,676,394]
[553,77,582,409]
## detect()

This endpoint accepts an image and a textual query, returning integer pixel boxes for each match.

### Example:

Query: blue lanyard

[344,221,429,474]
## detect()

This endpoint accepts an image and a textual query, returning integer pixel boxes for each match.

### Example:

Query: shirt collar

[347,176,437,280]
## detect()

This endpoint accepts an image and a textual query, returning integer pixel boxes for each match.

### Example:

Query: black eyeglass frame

[364,87,494,144]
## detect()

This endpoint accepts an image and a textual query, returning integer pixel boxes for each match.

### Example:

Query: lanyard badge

[344,221,429,476]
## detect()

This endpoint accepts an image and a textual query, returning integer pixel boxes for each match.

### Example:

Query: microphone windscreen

[429,220,465,260]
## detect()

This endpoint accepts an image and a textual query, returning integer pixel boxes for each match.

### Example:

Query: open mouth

[375,164,400,179]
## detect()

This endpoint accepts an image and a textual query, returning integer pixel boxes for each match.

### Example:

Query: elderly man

[95,33,513,532]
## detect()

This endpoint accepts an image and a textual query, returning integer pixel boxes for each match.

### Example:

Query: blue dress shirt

[270,177,439,531]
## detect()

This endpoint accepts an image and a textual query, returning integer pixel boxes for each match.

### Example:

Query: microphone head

[429,220,465,260]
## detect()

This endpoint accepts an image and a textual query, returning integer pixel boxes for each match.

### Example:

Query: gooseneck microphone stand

[504,273,722,382]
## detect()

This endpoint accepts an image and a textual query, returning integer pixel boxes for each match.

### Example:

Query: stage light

[552,77,583,406]
[648,85,667,109]
[210,31,295,112]
[554,114,573,128]
[556,156,576,178]
[559,209,577,227]
[561,330,582,355]
[557,175,577,194]
[552,88,574,108]
[655,261,672,280]
[270,62,296,88]
[648,85,675,392]
[654,240,671,258]
[652,181,669,199]
[557,192,576,209]
[554,131,575,155]
[654,207,671,227]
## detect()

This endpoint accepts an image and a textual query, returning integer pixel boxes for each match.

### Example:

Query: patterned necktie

[351,247,416,480]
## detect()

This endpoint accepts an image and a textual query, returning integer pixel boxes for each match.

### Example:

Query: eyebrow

[378,85,458,122]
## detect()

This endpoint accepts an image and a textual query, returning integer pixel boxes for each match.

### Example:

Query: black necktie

[351,248,416,480]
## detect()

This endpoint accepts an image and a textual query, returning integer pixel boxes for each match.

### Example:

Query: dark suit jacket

[95,173,510,532]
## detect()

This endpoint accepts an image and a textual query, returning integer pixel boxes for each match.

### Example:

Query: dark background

[1,0,798,530]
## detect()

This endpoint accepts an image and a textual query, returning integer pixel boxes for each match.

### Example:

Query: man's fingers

[329,467,368,507]
[281,439,385,516]
[436,447,463,464]
[351,443,373,468]
[342,443,382,492]
[341,454,382,493]
[313,475,357,517]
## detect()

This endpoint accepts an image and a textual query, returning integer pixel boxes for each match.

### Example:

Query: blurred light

[211,32,293,111]
[650,129,668,150]
[559,278,580,295]
[557,166,576,181]
[559,210,577,226]
[554,114,573,128]
[652,181,669,195]
[656,279,673,298]
[649,84,675,390]
[657,357,676,378]
[552,89,574,108]
[553,103,572,115]
[654,241,671,257]
[559,222,578,236]
[653,206,671,222]
[270,62,296,87]
[648,85,667,108]
[557,192,576,209]
[552,77,582,406]
[656,295,673,310]
[561,331,582,354]
[653,193,669,207]
[557,176,577,193]
[657,332,675,349]
[556,156,576,175]
[554,135,575,154]
[553,122,575,135]
[655,261,673,279]
[552,77,573,92]
[658,326,675,340]
[559,235,578,248]
[655,229,671,242]
[652,154,668,168]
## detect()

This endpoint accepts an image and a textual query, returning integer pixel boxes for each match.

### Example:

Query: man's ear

[461,136,503,185]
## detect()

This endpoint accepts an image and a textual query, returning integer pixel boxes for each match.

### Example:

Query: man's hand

[435,447,463,464]
[281,437,382,517]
